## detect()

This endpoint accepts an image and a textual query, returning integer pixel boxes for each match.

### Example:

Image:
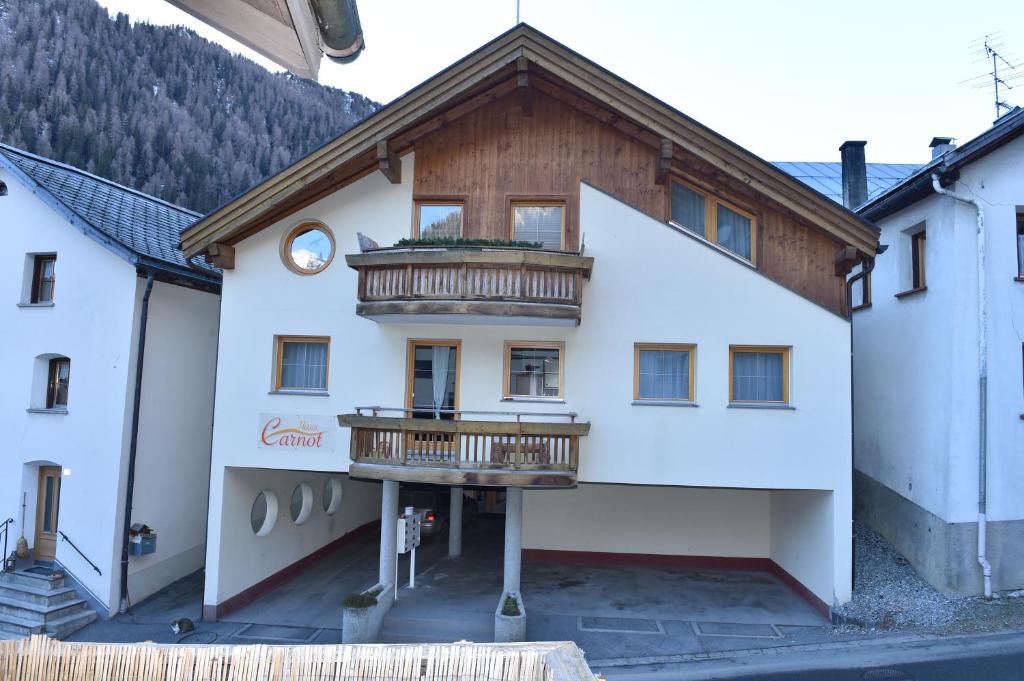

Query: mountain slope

[0,0,377,212]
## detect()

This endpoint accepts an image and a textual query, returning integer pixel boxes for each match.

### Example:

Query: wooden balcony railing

[345,248,594,325]
[338,408,590,488]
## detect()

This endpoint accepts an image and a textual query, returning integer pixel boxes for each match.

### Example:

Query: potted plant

[342,585,387,643]
[494,591,526,642]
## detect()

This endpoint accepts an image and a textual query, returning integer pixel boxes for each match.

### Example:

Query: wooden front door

[34,466,62,562]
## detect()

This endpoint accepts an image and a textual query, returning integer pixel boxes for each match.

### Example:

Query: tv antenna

[961,33,1023,120]
[516,0,520,24]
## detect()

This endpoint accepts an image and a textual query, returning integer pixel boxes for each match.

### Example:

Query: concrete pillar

[448,486,463,559]
[503,487,523,595]
[379,480,399,586]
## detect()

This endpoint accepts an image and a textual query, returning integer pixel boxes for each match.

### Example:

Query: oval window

[251,490,278,536]
[323,477,343,515]
[283,222,335,275]
[290,483,314,525]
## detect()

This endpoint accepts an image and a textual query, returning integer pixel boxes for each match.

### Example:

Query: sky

[96,0,1024,164]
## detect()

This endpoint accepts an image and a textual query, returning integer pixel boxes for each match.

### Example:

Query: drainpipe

[846,254,876,592]
[930,173,992,599]
[119,271,155,614]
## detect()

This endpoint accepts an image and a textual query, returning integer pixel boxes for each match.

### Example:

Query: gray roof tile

[0,144,219,281]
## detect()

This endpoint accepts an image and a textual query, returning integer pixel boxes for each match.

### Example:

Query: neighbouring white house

[0,143,221,635]
[852,108,1024,596]
[179,25,883,639]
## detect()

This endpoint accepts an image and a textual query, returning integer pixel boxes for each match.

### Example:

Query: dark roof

[859,107,1024,221]
[771,162,920,205]
[0,143,219,288]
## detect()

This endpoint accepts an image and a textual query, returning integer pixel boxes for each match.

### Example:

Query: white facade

[203,152,853,612]
[853,134,1024,593]
[0,161,220,615]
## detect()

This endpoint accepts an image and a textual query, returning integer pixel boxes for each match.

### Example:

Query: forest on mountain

[0,0,377,211]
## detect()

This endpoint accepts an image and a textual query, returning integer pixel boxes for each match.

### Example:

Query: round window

[282,222,335,275]
[250,490,278,536]
[323,477,343,515]
[290,483,314,524]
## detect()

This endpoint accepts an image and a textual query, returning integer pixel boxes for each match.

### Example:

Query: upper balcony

[339,408,590,488]
[345,247,594,325]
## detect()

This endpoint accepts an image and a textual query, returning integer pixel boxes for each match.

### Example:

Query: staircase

[0,568,98,639]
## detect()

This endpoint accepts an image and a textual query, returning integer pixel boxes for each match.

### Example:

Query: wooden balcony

[338,408,590,488]
[345,248,594,325]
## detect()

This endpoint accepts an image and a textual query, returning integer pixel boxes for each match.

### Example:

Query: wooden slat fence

[0,636,595,681]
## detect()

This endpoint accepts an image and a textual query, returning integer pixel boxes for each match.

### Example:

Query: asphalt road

[726,650,1024,681]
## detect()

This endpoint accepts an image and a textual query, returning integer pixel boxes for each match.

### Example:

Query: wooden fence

[0,636,595,681]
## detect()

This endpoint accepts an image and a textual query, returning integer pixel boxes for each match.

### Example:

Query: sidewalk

[597,630,1024,680]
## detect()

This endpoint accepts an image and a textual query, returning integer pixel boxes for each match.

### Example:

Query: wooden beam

[834,245,860,275]
[517,55,532,117]
[655,138,673,185]
[376,140,401,184]
[205,242,235,269]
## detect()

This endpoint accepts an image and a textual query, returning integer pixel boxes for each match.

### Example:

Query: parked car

[398,485,479,538]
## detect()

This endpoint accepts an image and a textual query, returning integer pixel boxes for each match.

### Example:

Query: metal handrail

[58,531,102,576]
[1,518,13,571]
[352,406,578,422]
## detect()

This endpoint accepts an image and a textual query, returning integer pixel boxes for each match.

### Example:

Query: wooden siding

[413,89,848,315]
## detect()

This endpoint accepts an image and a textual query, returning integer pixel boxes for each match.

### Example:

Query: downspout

[846,254,876,592]
[119,270,155,614]
[930,173,992,599]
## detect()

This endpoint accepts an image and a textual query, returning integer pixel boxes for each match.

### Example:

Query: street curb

[590,630,1024,679]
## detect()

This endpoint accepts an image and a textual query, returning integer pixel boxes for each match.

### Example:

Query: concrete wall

[0,166,138,611]
[206,153,853,603]
[205,468,380,606]
[853,135,1024,593]
[126,281,220,604]
[523,484,771,558]
[769,489,836,604]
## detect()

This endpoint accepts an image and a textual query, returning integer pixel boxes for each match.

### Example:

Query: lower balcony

[338,408,590,488]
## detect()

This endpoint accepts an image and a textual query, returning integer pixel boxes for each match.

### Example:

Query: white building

[852,109,1024,595]
[180,26,880,636]
[0,144,221,633]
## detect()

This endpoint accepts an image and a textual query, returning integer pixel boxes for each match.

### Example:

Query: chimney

[929,136,956,159]
[839,140,868,209]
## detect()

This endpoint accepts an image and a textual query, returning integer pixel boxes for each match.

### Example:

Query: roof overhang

[181,24,880,260]
[165,0,364,78]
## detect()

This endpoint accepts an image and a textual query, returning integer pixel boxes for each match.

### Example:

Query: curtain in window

[638,349,689,399]
[671,183,705,238]
[732,352,784,401]
[431,346,451,418]
[717,205,752,259]
[509,347,559,397]
[1017,233,1023,275]
[513,206,563,250]
[281,342,328,390]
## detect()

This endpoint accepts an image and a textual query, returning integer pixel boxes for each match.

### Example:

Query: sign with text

[258,414,336,452]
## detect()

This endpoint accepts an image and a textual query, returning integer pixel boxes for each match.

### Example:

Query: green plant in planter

[501,595,521,617]
[394,237,544,249]
[343,586,382,609]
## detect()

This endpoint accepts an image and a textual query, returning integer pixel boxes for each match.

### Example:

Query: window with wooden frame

[850,266,872,311]
[510,201,565,250]
[46,357,70,409]
[670,179,756,262]
[911,230,927,290]
[729,346,790,404]
[503,341,564,400]
[1016,211,1023,277]
[633,343,695,402]
[273,336,330,392]
[31,255,56,303]
[414,200,463,240]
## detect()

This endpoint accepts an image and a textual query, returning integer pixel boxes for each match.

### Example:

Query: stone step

[379,614,493,644]
[0,584,79,607]
[0,595,90,623]
[0,571,65,591]
[0,608,97,640]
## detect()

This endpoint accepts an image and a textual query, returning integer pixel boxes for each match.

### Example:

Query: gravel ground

[834,522,1024,634]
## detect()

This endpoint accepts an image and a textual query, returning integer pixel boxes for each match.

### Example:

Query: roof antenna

[516,0,520,24]
[962,33,1021,121]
